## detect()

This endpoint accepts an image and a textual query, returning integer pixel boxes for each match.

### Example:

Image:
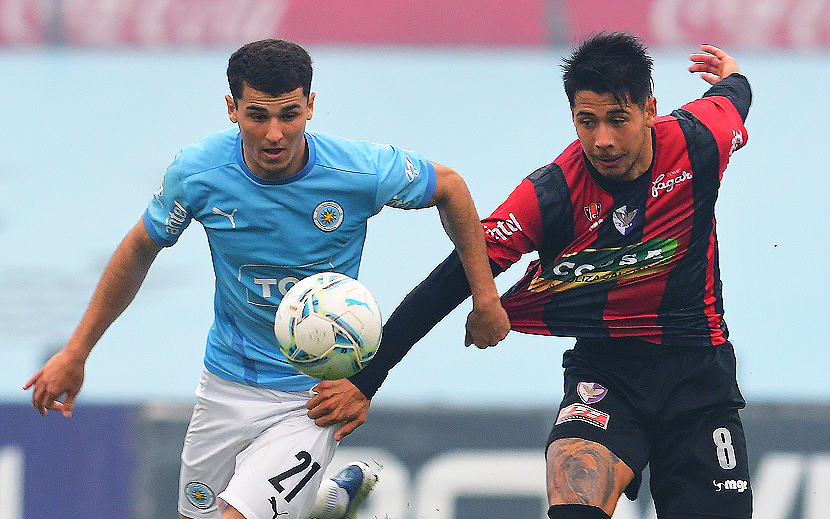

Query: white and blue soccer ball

[275,272,382,380]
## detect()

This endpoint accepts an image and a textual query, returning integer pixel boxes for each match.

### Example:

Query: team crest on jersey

[185,481,216,509]
[313,201,344,232]
[612,205,639,235]
[577,382,607,404]
[584,202,602,222]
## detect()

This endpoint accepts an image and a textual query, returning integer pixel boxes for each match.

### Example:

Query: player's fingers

[700,44,725,57]
[334,418,364,441]
[61,394,75,418]
[23,370,42,391]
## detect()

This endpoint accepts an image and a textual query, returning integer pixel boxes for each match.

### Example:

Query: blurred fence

[2,401,829,519]
[2,0,830,49]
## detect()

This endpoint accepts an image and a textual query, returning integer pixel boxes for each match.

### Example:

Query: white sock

[310,479,350,519]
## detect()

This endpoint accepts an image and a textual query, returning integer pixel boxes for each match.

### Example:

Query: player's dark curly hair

[227,39,313,103]
[562,32,654,108]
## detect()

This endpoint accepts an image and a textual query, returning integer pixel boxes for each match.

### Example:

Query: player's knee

[548,504,611,519]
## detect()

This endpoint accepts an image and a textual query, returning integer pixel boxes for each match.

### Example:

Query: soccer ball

[274,272,382,380]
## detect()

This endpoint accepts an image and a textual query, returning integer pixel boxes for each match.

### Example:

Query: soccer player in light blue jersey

[25,39,510,519]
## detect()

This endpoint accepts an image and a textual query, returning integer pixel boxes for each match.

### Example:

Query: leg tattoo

[546,438,633,515]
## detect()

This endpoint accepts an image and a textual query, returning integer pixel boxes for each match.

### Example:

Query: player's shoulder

[542,139,584,179]
[173,127,239,178]
[307,131,399,173]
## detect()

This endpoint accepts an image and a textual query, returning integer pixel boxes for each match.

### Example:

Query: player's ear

[644,97,657,127]
[306,92,315,120]
[226,94,238,123]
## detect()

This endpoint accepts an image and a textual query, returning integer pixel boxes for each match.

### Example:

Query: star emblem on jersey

[313,201,344,232]
[612,205,639,235]
[577,381,608,404]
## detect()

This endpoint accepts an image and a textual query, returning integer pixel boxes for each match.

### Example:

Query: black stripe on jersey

[530,162,615,337]
[528,163,575,271]
[657,109,725,344]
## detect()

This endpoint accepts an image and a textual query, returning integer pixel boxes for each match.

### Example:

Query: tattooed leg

[545,438,634,517]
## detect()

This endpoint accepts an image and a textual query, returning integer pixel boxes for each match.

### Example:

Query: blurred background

[1,1,829,518]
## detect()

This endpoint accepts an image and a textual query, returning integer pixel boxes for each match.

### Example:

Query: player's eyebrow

[245,103,303,115]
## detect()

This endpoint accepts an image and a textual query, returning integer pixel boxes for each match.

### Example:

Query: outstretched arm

[690,44,751,121]
[24,219,162,417]
[689,44,740,84]
[428,164,510,348]
[307,164,510,440]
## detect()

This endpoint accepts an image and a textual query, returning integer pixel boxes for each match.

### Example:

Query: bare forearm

[435,172,500,308]
[67,220,161,359]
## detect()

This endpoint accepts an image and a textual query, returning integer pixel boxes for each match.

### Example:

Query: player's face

[572,90,656,182]
[226,84,314,180]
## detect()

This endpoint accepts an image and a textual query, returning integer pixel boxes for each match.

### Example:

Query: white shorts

[178,368,337,519]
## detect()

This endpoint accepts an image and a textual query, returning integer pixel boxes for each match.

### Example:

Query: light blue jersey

[143,128,437,390]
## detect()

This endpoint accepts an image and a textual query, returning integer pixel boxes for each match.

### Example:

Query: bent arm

[427,164,510,348]
[25,219,163,416]
[690,44,751,120]
[347,164,512,400]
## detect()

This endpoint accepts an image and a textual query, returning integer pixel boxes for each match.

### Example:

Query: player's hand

[689,44,740,84]
[23,348,85,418]
[306,379,370,441]
[464,296,510,349]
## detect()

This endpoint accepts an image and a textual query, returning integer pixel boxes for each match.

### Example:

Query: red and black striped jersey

[486,76,750,346]
[348,74,751,398]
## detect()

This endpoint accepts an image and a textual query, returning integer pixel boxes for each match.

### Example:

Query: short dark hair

[562,32,654,108]
[227,39,313,103]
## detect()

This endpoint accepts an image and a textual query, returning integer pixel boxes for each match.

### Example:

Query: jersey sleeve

[142,155,194,247]
[373,145,437,212]
[678,74,750,173]
[481,177,544,270]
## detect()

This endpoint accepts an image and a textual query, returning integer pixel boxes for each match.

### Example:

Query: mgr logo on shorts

[556,403,610,430]
[185,481,216,509]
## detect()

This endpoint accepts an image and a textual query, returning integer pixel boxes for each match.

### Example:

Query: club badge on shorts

[185,481,216,509]
[577,381,608,404]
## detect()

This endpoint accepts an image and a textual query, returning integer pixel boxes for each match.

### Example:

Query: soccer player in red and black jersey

[309,33,752,519]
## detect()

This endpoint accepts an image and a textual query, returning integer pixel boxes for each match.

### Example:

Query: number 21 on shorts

[269,450,321,503]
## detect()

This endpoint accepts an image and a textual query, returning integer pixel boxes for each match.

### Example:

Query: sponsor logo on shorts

[313,201,344,232]
[555,403,610,429]
[185,481,216,509]
[713,479,749,493]
[577,382,607,404]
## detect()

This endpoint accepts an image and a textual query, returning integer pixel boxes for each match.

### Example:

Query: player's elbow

[431,165,471,207]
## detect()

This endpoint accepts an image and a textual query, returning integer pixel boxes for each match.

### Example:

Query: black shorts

[547,339,752,519]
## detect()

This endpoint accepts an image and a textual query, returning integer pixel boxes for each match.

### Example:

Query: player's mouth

[262,147,284,161]
[594,155,623,168]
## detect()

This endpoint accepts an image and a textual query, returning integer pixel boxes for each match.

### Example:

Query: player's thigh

[219,410,337,519]
[179,391,248,517]
[546,437,635,515]
[650,408,751,518]
[547,381,647,512]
